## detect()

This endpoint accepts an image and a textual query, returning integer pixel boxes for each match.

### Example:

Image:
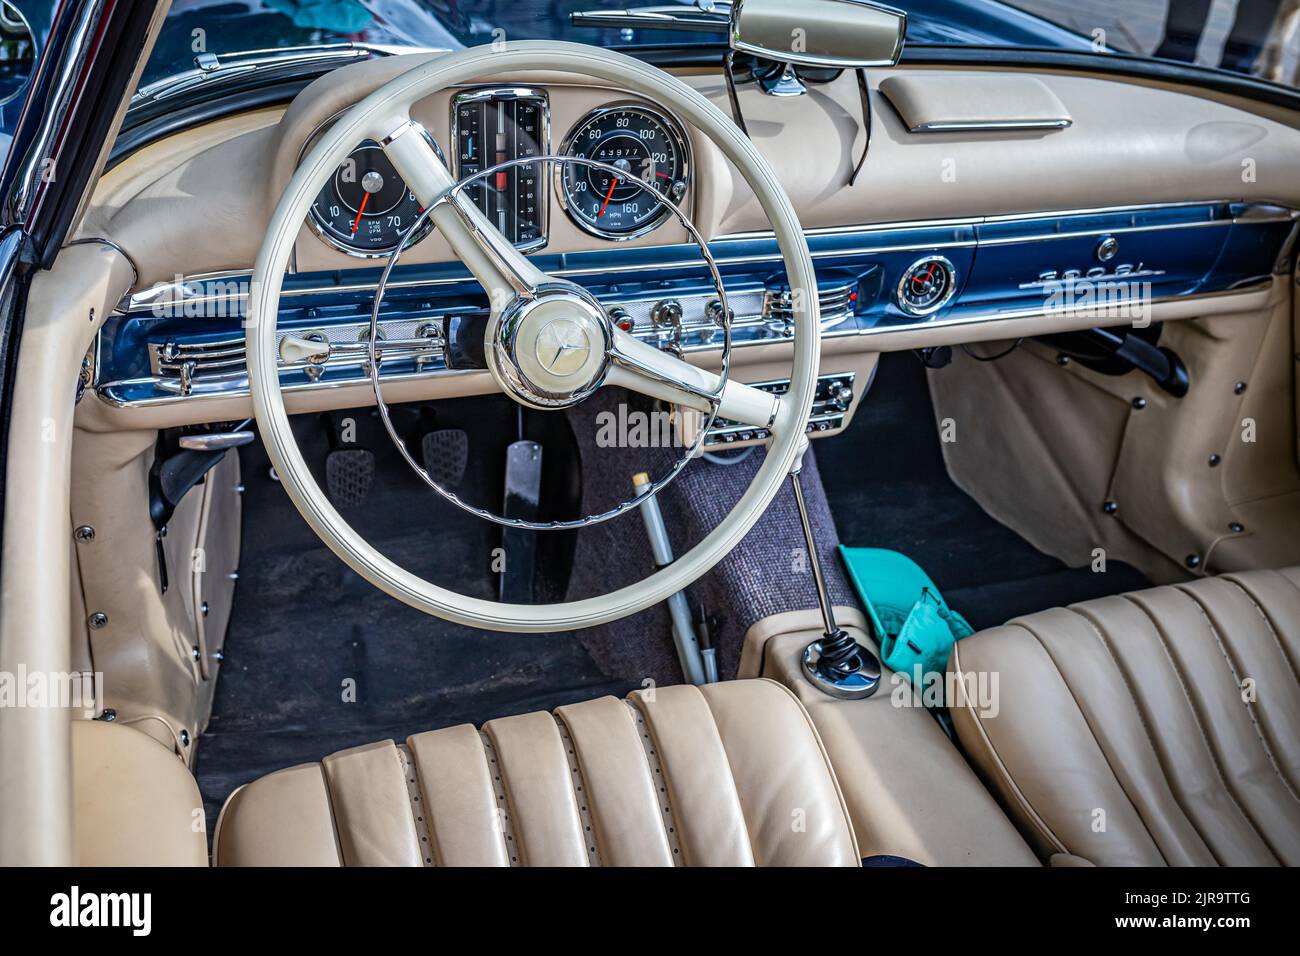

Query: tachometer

[558,104,689,240]
[308,139,434,257]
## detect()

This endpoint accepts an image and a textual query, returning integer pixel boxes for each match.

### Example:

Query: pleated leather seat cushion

[214,678,861,867]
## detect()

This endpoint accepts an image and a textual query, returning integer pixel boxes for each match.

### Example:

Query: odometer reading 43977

[559,104,689,240]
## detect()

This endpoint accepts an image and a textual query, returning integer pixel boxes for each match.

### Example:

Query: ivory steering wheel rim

[246,41,820,633]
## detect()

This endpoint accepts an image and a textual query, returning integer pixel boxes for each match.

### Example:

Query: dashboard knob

[607,306,635,333]
[704,298,732,327]
[651,299,684,329]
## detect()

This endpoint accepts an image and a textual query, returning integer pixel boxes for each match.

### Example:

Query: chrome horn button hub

[489,282,612,408]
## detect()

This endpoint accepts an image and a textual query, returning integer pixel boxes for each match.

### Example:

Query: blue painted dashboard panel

[98,202,1296,404]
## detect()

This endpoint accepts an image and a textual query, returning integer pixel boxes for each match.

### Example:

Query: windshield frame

[113,2,1300,170]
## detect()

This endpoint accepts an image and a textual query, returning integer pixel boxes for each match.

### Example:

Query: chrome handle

[178,423,255,452]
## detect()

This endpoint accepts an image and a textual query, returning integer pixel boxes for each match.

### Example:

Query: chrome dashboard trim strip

[122,200,1292,312]
[852,279,1274,338]
[123,240,980,313]
[907,119,1073,133]
[976,218,1231,247]
[714,200,1297,241]
[97,279,1276,411]
[95,365,482,410]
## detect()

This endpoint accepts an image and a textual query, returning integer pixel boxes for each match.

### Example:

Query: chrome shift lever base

[802,635,882,700]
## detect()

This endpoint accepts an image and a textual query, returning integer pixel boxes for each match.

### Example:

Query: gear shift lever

[788,446,881,699]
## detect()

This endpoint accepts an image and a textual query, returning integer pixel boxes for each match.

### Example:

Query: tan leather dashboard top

[76,54,1300,291]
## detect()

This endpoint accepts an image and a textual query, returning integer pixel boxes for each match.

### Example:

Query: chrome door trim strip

[6,0,107,226]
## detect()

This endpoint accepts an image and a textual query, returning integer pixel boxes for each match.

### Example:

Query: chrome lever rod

[789,469,840,639]
[788,453,880,700]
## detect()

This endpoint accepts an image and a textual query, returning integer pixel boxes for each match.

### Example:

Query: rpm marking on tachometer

[309,140,430,254]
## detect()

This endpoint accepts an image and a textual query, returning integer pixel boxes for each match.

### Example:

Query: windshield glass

[143,1,1299,89]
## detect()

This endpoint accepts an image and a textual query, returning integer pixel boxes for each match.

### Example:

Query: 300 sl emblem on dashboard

[1017,263,1167,290]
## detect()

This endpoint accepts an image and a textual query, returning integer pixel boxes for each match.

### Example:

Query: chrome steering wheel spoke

[379,118,549,307]
[606,327,782,432]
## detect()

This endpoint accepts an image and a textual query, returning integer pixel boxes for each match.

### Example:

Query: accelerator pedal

[499,440,542,602]
[421,428,469,488]
[325,448,376,508]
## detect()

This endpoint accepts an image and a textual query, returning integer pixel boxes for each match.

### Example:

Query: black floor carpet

[197,352,1149,834]
[817,351,1149,632]
[195,400,632,834]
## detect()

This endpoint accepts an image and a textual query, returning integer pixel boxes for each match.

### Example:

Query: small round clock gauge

[897,256,957,316]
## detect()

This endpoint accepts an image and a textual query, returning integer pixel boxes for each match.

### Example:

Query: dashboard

[303,87,694,259]
[274,68,707,279]
[73,55,1300,434]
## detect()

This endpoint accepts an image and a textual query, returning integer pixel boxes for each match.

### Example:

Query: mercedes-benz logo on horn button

[534,318,592,377]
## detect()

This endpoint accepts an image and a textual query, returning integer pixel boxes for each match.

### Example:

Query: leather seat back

[950,567,1300,866]
[215,679,861,866]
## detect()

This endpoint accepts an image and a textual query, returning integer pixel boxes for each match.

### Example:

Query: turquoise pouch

[838,547,974,681]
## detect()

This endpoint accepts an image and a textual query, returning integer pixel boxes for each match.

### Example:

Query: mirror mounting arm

[724,0,902,184]
[722,49,750,137]
[722,50,874,189]
[848,68,872,187]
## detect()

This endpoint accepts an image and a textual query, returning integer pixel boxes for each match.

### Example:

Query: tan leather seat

[214,679,860,866]
[950,567,1300,866]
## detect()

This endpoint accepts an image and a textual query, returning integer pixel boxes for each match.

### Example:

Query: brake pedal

[422,428,468,488]
[325,448,376,508]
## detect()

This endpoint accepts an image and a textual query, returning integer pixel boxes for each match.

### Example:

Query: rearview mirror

[729,0,907,69]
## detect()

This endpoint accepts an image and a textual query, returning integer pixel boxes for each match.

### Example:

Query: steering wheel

[246,41,820,633]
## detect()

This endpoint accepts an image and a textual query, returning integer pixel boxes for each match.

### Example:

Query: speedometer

[307,139,435,257]
[558,104,689,240]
